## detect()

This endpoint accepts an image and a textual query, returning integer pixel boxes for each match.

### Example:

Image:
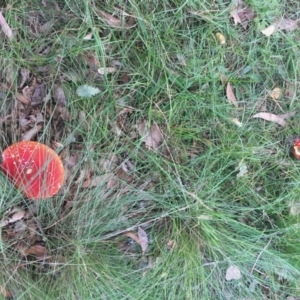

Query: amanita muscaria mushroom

[1,141,64,199]
[292,139,300,160]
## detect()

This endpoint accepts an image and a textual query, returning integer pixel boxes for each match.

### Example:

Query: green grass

[1,0,300,299]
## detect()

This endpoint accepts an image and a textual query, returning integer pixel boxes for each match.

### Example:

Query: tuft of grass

[0,0,300,299]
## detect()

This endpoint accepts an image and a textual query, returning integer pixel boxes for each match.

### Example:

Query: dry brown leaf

[225,265,242,281]
[98,10,122,28]
[277,18,298,31]
[23,245,47,258]
[230,0,255,29]
[53,84,67,106]
[251,112,286,126]
[19,68,30,87]
[138,121,163,150]
[138,226,148,253]
[226,82,238,108]
[21,124,43,141]
[16,93,30,105]
[0,11,13,39]
[31,83,47,105]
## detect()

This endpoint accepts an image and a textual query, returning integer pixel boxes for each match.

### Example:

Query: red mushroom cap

[292,138,300,160]
[1,141,64,199]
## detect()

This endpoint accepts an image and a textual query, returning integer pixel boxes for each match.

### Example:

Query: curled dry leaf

[251,112,286,126]
[225,265,242,281]
[226,82,238,108]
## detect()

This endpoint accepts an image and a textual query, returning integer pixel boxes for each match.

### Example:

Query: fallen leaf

[285,82,297,98]
[83,32,93,40]
[19,68,30,87]
[138,227,148,253]
[53,84,67,106]
[277,18,298,31]
[261,24,276,37]
[231,118,243,127]
[230,0,255,29]
[21,125,43,141]
[97,10,122,28]
[22,245,47,259]
[16,93,30,105]
[138,121,163,150]
[261,18,298,37]
[98,67,117,75]
[215,32,226,45]
[8,210,25,223]
[226,82,238,108]
[167,240,176,250]
[226,265,242,280]
[31,83,47,105]
[0,11,13,39]
[251,112,286,126]
[76,84,101,98]
[220,73,228,85]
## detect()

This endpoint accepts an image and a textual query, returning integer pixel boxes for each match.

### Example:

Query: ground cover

[0,0,300,299]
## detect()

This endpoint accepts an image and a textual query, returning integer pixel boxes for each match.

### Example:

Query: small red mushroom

[1,141,64,199]
[292,138,300,160]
